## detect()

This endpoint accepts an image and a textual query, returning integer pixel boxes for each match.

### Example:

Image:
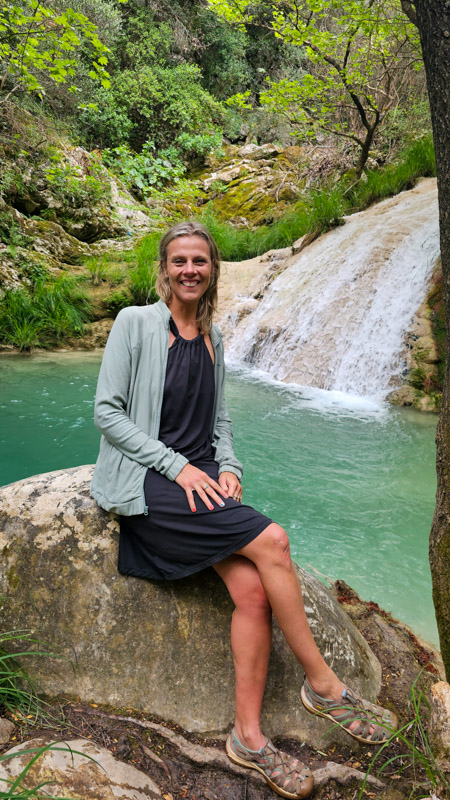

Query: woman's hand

[219,471,243,503]
[175,464,228,512]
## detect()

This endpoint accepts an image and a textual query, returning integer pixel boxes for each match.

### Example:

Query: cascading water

[220,180,440,400]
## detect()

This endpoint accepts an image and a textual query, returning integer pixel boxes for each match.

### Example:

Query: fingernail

[209,505,213,511]
[220,502,225,507]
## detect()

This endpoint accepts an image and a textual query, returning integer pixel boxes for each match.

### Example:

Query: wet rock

[387,386,416,406]
[0,737,161,799]
[0,466,381,748]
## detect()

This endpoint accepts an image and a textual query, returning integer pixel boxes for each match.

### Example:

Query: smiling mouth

[180,280,200,287]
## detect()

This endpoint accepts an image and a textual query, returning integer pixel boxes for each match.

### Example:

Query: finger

[185,488,196,513]
[201,477,228,499]
[218,475,231,495]
[201,486,226,509]
[196,487,215,511]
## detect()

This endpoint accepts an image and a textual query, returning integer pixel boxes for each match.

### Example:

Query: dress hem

[117,518,272,582]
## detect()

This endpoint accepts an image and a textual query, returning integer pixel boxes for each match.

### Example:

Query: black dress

[118,319,272,581]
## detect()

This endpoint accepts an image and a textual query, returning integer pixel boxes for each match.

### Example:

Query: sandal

[226,728,314,799]
[300,678,398,744]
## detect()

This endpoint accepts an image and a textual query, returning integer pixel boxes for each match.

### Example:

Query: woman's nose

[183,260,196,273]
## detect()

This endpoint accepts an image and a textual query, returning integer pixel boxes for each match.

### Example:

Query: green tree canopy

[0,0,113,103]
[208,0,424,173]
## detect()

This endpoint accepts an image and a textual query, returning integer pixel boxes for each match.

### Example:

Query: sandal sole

[300,684,396,745]
[226,737,314,799]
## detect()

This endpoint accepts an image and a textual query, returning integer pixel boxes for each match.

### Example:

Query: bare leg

[236,523,346,701]
[213,555,272,751]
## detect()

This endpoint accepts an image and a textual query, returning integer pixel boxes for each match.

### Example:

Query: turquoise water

[0,352,438,646]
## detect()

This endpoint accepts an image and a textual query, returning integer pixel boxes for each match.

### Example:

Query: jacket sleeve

[211,346,243,481]
[93,308,188,481]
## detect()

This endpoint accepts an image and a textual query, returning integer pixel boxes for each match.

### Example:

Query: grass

[0,632,47,724]
[0,276,93,351]
[128,232,160,305]
[84,255,126,287]
[197,134,436,262]
[359,677,449,799]
[0,633,89,798]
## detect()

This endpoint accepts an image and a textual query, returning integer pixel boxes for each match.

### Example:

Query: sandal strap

[303,680,396,743]
[229,730,312,793]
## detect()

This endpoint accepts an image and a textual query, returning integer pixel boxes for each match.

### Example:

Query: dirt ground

[1,584,443,800]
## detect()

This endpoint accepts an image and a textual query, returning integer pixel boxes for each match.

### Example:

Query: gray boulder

[0,466,381,746]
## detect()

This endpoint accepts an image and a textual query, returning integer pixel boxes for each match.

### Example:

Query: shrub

[129,234,160,305]
[0,275,92,350]
[102,142,185,198]
[104,289,131,317]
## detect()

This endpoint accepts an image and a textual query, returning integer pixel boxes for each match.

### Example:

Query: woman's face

[164,235,213,310]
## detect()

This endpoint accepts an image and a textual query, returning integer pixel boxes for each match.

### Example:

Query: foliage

[359,677,450,798]
[0,275,92,350]
[0,631,47,721]
[80,62,224,152]
[200,135,435,261]
[128,233,160,305]
[0,0,112,104]
[102,131,224,198]
[45,158,110,209]
[103,288,130,316]
[102,142,185,197]
[209,0,424,173]
[0,212,32,248]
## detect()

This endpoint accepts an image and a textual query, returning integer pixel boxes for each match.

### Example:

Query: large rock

[0,467,381,746]
[0,737,161,799]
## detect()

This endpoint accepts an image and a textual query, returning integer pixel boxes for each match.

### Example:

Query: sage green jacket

[90,299,243,516]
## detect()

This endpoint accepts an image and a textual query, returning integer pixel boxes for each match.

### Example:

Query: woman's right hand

[175,464,228,512]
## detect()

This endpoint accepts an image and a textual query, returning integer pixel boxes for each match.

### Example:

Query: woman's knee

[216,557,271,616]
[234,572,271,617]
[256,523,291,566]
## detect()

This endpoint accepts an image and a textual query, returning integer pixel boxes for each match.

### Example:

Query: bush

[83,63,224,153]
[129,234,160,305]
[104,288,131,317]
[0,275,93,350]
[102,141,185,197]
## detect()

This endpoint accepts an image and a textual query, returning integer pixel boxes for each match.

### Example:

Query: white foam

[221,181,440,401]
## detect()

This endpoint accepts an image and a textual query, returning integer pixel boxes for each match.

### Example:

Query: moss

[7,566,19,590]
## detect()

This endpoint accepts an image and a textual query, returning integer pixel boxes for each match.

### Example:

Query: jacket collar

[155,299,222,346]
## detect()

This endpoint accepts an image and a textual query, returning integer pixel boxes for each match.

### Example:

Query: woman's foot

[226,727,314,799]
[301,677,398,744]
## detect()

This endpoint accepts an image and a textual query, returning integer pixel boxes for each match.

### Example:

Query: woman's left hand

[219,472,243,502]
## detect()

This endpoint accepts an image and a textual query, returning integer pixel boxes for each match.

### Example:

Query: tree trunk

[414,0,450,678]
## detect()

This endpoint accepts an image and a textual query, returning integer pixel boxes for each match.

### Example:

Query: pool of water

[0,352,438,647]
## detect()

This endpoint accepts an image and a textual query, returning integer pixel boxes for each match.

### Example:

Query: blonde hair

[156,221,220,334]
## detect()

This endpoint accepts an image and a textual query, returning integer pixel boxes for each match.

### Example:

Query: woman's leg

[236,523,346,701]
[213,554,272,751]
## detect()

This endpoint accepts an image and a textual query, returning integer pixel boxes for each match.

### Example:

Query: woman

[91,221,397,800]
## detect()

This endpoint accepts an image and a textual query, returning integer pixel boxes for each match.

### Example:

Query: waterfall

[219,179,440,401]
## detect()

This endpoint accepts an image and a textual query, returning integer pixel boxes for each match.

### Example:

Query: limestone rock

[237,143,283,160]
[0,718,15,746]
[387,386,416,406]
[0,466,381,747]
[0,737,161,799]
